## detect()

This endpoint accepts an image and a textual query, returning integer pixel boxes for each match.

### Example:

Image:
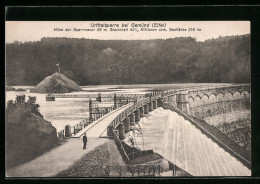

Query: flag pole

[56,63,60,74]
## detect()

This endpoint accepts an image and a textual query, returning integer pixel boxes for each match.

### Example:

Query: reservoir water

[5,83,230,132]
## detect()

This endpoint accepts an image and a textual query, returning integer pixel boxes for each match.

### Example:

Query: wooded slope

[6,35,250,85]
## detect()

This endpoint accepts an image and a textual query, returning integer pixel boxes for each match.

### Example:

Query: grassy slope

[56,143,111,177]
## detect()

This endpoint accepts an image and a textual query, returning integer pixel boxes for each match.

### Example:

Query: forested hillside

[6,35,250,85]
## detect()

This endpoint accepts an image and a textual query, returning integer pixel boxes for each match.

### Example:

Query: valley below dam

[135,108,251,176]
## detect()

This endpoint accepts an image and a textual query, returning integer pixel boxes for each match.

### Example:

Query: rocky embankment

[6,96,58,169]
[31,73,83,93]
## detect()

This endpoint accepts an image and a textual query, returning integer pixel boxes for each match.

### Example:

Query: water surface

[6,83,230,131]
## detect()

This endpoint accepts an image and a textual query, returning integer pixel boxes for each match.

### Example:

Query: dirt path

[6,138,110,177]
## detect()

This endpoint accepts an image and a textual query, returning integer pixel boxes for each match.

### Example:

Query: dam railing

[158,84,250,98]
[107,94,163,165]
[112,128,130,162]
[56,104,117,140]
[187,84,250,93]
[110,95,162,129]
[105,128,163,177]
[127,150,154,160]
[46,93,145,101]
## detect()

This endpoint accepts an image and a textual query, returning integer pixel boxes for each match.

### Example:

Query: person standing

[83,133,87,150]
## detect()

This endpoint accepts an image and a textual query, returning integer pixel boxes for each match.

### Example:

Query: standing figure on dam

[83,133,88,150]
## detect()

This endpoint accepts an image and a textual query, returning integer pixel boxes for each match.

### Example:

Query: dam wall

[159,84,251,153]
[160,84,251,123]
[136,107,251,176]
[189,90,250,120]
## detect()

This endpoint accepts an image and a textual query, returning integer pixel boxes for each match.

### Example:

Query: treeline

[6,35,250,85]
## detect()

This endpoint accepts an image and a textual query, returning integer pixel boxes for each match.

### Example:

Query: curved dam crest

[135,107,251,176]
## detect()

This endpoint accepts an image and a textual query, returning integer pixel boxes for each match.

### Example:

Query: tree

[7,95,40,114]
[6,35,251,85]
[15,95,26,106]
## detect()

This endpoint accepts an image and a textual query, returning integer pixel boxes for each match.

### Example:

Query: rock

[31,73,83,93]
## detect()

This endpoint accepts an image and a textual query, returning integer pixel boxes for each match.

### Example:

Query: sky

[6,21,250,43]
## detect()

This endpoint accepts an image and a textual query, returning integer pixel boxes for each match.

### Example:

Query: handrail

[187,84,251,93]
[47,93,146,99]
[107,93,164,163]
[127,150,154,160]
[71,103,117,133]
[57,103,116,139]
[159,84,251,98]
[109,95,162,129]
[111,128,130,161]
[127,150,153,157]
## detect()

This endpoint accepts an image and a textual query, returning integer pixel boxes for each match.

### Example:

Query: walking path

[6,103,132,177]
[6,138,109,177]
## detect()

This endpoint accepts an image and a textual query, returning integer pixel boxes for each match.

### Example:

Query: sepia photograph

[5,20,251,177]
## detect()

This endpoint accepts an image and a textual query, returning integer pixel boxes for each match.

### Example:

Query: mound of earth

[31,73,83,93]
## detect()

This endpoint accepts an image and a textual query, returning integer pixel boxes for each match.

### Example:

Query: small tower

[176,90,190,115]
